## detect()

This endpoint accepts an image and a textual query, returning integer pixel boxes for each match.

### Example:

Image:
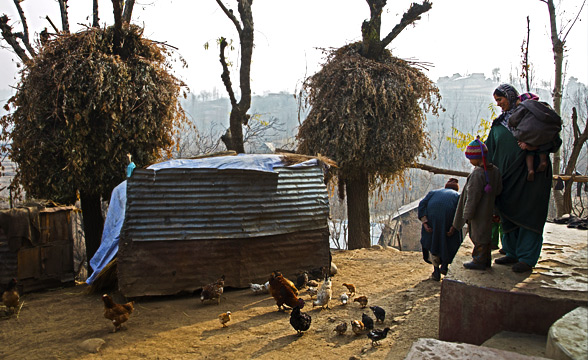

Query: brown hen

[2,278,19,315]
[102,294,134,332]
[201,275,225,305]
[268,271,304,311]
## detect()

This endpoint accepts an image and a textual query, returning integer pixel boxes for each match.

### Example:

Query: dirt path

[1,246,447,360]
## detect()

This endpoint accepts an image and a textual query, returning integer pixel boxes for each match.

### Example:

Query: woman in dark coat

[486,84,562,273]
[418,178,463,281]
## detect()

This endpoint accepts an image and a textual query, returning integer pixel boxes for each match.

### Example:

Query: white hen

[312,275,332,309]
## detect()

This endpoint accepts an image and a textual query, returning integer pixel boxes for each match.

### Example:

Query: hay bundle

[297,42,441,185]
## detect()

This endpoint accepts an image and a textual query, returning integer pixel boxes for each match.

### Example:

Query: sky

[0,0,587,96]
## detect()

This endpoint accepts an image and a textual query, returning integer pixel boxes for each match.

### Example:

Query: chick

[334,321,347,335]
[342,283,356,297]
[339,293,349,305]
[351,319,365,335]
[362,312,374,330]
[354,295,368,308]
[370,305,386,323]
[218,311,231,327]
[249,283,266,295]
[306,286,318,299]
[367,327,391,346]
[2,278,19,315]
[307,280,319,288]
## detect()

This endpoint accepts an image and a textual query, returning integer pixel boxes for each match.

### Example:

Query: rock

[80,338,105,353]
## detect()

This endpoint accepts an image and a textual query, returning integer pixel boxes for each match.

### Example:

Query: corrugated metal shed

[118,162,331,297]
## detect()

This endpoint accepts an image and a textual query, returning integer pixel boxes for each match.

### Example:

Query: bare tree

[540,0,586,216]
[215,0,254,154]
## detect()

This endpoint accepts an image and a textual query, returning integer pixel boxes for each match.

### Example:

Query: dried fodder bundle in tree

[297,43,441,187]
[0,25,186,203]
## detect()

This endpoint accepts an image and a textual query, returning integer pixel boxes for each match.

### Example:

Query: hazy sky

[1,0,587,95]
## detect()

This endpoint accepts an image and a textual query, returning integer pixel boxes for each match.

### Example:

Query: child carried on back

[508,93,562,181]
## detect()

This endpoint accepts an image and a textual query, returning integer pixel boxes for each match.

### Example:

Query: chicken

[334,321,347,335]
[306,286,318,299]
[102,294,134,332]
[351,320,365,335]
[312,275,332,309]
[289,305,311,336]
[342,283,356,297]
[367,327,391,346]
[307,280,319,288]
[354,295,368,308]
[295,271,309,290]
[249,283,267,295]
[218,311,231,327]
[268,271,303,311]
[370,305,386,323]
[362,313,374,330]
[2,278,19,315]
[201,275,225,305]
[339,293,349,305]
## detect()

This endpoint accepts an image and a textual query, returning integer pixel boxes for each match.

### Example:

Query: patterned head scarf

[493,84,520,129]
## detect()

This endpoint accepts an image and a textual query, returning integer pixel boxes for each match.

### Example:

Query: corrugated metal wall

[125,166,329,240]
[118,164,331,296]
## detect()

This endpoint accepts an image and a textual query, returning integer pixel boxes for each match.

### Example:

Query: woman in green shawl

[485,84,561,273]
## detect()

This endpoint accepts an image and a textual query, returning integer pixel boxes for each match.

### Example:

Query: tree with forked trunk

[297,1,440,249]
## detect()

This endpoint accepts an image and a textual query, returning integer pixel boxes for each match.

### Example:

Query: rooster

[295,271,309,290]
[201,275,225,305]
[289,305,311,336]
[268,271,303,311]
[102,294,134,332]
[2,278,19,315]
[312,275,332,309]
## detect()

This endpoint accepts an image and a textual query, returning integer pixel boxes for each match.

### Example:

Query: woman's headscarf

[493,84,520,130]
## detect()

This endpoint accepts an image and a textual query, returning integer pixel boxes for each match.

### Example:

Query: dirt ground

[0,244,462,360]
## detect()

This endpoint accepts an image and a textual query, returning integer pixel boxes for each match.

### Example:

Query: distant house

[378,198,423,252]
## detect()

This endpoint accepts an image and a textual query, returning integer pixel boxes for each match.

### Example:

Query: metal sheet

[124,166,329,241]
[118,164,331,297]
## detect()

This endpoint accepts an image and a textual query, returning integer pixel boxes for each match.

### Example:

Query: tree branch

[412,163,469,178]
[92,0,100,28]
[13,0,35,57]
[58,0,70,33]
[0,15,31,64]
[219,37,238,108]
[215,0,242,34]
[122,0,135,24]
[45,16,60,33]
[381,1,432,48]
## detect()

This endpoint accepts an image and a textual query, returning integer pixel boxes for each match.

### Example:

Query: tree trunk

[562,107,588,214]
[345,170,371,250]
[92,0,99,27]
[546,0,566,217]
[80,192,104,272]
